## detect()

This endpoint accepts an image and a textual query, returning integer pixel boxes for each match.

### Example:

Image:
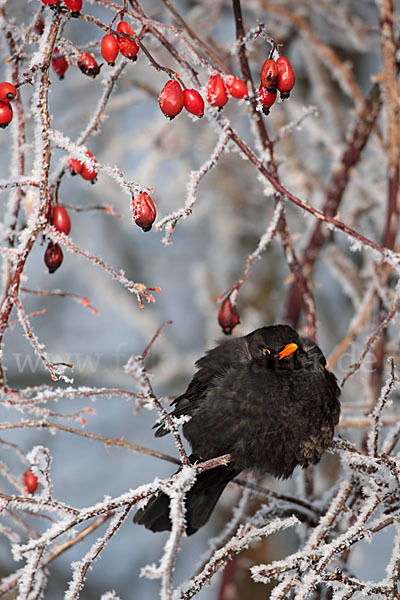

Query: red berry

[101,33,119,66]
[34,17,45,35]
[158,80,184,119]
[276,56,295,99]
[52,48,68,79]
[206,74,228,109]
[44,242,63,273]
[183,88,204,117]
[260,58,279,92]
[0,101,13,128]
[225,76,247,99]
[0,82,17,102]
[23,469,38,494]
[51,205,71,235]
[42,0,60,6]
[133,192,156,232]
[218,297,240,335]
[80,151,97,182]
[77,52,100,78]
[67,156,83,175]
[258,85,277,115]
[116,21,139,61]
[64,0,82,16]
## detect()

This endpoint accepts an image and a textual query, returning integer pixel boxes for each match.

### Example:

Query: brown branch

[129,0,200,84]
[45,225,160,307]
[46,514,112,564]
[156,132,232,242]
[232,0,270,150]
[286,83,382,328]
[21,287,99,315]
[0,421,180,465]
[231,0,316,337]
[368,0,400,399]
[142,320,173,360]
[12,294,72,381]
[0,492,80,516]
[67,507,131,599]
[278,208,316,338]
[233,477,319,515]
[228,126,394,259]
[161,0,230,73]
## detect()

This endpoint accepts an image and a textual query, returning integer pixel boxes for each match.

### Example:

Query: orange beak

[276,343,298,360]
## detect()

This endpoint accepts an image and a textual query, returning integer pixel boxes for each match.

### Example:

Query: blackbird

[134,324,341,535]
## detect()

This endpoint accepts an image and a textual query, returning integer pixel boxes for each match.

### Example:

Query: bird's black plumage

[134,324,340,534]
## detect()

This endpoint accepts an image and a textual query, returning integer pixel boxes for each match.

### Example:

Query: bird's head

[247,324,304,369]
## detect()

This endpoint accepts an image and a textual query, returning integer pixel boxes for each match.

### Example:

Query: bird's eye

[263,348,271,356]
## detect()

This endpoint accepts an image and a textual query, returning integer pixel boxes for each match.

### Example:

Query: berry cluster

[42,0,82,17]
[158,73,248,119]
[0,82,17,128]
[158,72,248,120]
[51,21,139,81]
[67,151,98,182]
[101,20,140,66]
[2,5,297,284]
[258,55,295,114]
[45,205,71,273]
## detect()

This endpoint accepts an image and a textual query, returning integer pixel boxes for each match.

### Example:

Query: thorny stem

[0,12,62,389]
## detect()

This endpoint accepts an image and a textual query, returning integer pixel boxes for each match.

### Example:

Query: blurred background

[0,0,398,598]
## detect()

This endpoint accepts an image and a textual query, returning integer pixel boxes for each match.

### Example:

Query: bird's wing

[154,337,251,437]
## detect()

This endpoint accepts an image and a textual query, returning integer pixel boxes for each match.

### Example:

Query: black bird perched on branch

[134,324,341,535]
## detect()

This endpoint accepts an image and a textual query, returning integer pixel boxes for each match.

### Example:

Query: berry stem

[161,0,232,75]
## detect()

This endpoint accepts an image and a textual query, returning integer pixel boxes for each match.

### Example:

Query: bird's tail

[133,456,239,535]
